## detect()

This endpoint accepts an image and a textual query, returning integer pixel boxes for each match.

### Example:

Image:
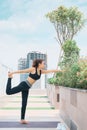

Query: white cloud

[0,19,38,33]
[0,0,87,72]
[0,31,60,71]
[0,1,46,33]
[77,0,87,3]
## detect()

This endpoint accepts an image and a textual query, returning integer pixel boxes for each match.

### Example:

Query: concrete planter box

[59,86,87,130]
[47,84,60,109]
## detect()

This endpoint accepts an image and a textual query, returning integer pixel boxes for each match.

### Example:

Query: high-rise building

[27,51,47,69]
[18,58,28,81]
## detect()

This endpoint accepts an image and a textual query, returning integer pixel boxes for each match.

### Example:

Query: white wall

[41,74,45,89]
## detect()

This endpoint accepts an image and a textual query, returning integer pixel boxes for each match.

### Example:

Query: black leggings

[6,78,31,120]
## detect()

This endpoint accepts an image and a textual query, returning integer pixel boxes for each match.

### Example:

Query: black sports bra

[29,68,41,80]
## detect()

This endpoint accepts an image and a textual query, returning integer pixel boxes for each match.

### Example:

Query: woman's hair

[32,59,44,68]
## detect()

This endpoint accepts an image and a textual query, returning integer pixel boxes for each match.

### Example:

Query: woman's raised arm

[41,69,60,74]
[11,67,34,75]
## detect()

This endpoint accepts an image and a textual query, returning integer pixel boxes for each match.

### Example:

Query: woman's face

[39,61,45,69]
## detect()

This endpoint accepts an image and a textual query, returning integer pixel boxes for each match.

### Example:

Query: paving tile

[0,89,69,130]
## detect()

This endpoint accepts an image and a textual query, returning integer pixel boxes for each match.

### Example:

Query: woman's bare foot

[8,72,13,78]
[20,120,29,124]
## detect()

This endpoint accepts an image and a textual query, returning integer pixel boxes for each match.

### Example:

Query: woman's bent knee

[6,90,11,95]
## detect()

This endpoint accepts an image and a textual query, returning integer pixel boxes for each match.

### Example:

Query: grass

[0,107,55,110]
[9,101,49,103]
[15,96,48,98]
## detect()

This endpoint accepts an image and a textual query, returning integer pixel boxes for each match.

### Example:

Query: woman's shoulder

[30,67,35,71]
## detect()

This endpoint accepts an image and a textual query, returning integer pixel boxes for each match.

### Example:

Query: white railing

[0,63,10,96]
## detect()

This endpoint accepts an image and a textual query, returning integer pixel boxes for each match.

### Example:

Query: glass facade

[27,51,47,69]
[18,58,28,81]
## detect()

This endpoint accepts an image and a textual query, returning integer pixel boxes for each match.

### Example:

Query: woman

[6,59,59,124]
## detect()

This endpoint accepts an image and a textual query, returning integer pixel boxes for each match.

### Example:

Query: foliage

[48,60,87,89]
[59,40,80,68]
[48,77,56,84]
[48,40,87,89]
[46,5,87,89]
[48,71,63,86]
[76,61,87,89]
[46,6,86,46]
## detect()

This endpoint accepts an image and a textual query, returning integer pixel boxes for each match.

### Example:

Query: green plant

[46,6,85,45]
[76,61,87,89]
[59,40,80,69]
[46,6,86,66]
[48,40,87,89]
[47,77,56,84]
[47,71,63,86]
[46,6,87,89]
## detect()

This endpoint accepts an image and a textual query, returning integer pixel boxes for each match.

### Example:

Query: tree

[60,40,80,69]
[46,6,86,66]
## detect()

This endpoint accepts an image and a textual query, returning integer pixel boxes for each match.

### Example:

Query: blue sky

[0,0,87,70]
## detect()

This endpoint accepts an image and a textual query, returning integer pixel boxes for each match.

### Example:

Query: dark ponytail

[32,59,43,68]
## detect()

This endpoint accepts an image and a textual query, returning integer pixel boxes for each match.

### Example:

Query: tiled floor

[0,89,69,130]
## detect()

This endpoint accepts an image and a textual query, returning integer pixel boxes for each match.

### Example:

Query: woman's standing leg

[6,73,30,124]
[20,89,29,124]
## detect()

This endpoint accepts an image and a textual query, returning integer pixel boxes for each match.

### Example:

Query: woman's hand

[8,72,13,78]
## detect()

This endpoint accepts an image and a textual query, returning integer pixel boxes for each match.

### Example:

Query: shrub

[76,61,87,89]
[48,40,87,89]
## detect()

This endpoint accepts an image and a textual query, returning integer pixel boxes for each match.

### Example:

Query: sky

[0,0,87,71]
